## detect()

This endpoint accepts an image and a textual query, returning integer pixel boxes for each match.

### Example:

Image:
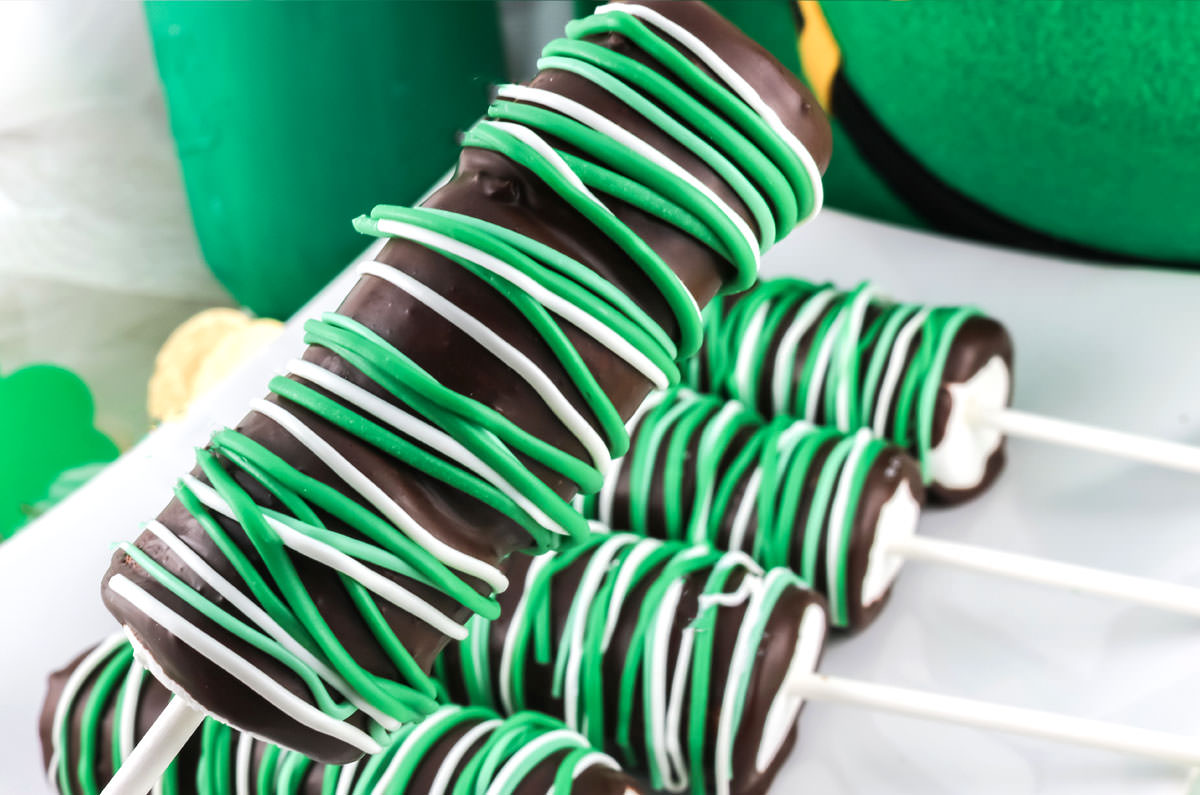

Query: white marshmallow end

[928,355,1011,491]
[860,478,921,610]
[755,601,827,771]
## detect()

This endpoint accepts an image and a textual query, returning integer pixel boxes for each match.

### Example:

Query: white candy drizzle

[357,260,611,473]
[249,398,508,593]
[108,574,383,755]
[44,639,627,795]
[593,2,825,222]
[180,474,470,639]
[496,83,763,262]
[108,0,825,753]
[440,534,812,795]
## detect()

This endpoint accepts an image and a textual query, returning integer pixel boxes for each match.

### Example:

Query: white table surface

[4,211,1200,795]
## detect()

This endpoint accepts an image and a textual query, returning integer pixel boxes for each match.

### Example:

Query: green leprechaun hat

[582,1,1200,267]
[795,0,1200,266]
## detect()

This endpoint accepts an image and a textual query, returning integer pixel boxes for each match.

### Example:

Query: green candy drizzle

[49,639,618,795]
[584,388,883,628]
[117,2,821,745]
[439,533,807,795]
[691,278,982,482]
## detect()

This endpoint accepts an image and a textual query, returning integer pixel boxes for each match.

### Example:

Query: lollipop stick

[889,534,1200,618]
[976,406,1200,475]
[795,674,1200,766]
[100,697,206,795]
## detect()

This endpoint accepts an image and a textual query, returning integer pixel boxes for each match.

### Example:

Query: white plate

[4,212,1199,795]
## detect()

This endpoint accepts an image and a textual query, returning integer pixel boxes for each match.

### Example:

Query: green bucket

[145,1,507,318]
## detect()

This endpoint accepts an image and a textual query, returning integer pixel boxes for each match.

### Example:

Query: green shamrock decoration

[0,364,118,539]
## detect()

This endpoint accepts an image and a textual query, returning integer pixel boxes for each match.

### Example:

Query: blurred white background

[0,1,230,447]
[0,0,581,449]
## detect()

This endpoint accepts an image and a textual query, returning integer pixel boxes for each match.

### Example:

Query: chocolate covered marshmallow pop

[691,277,1200,502]
[97,4,832,792]
[437,533,824,795]
[50,540,1200,795]
[41,636,641,795]
[582,388,1200,630]
[436,531,1200,794]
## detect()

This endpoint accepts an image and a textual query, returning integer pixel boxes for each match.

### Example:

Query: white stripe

[117,656,146,765]
[697,573,760,611]
[372,706,458,792]
[770,287,839,414]
[632,388,670,429]
[46,634,128,786]
[358,260,612,474]
[803,302,846,426]
[372,217,669,391]
[824,431,873,614]
[712,571,775,795]
[834,287,877,427]
[498,83,761,261]
[288,359,564,536]
[733,302,771,401]
[250,397,508,592]
[775,413,820,465]
[235,732,254,795]
[429,718,502,795]
[180,475,468,640]
[142,519,397,729]
[687,401,746,542]
[601,537,664,650]
[569,750,620,779]
[600,390,669,528]
[667,555,758,792]
[108,575,381,754]
[499,555,552,714]
[596,452,625,530]
[334,760,359,795]
[562,535,639,731]
[484,119,703,341]
[648,579,688,791]
[593,3,824,223]
[486,119,597,200]
[663,623,696,793]
[726,468,762,555]
[486,730,585,795]
[872,308,932,436]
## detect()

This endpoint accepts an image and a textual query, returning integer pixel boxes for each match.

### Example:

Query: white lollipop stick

[795,674,1200,766]
[890,534,1200,618]
[100,697,206,795]
[976,405,1200,475]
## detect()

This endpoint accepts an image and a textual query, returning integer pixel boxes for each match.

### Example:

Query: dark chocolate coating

[603,394,925,631]
[926,316,1014,504]
[438,542,827,795]
[101,0,832,762]
[40,643,644,795]
[40,646,200,794]
[695,297,1013,505]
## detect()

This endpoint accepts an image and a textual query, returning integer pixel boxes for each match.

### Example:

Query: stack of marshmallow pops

[42,636,644,795]
[49,534,1200,795]
[581,387,1200,629]
[689,277,1200,501]
[40,2,1196,794]
[95,2,833,791]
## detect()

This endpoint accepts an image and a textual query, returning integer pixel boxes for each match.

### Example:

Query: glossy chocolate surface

[101,0,831,761]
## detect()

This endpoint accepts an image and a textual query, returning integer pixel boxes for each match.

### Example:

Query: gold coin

[190,318,285,410]
[147,308,256,423]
